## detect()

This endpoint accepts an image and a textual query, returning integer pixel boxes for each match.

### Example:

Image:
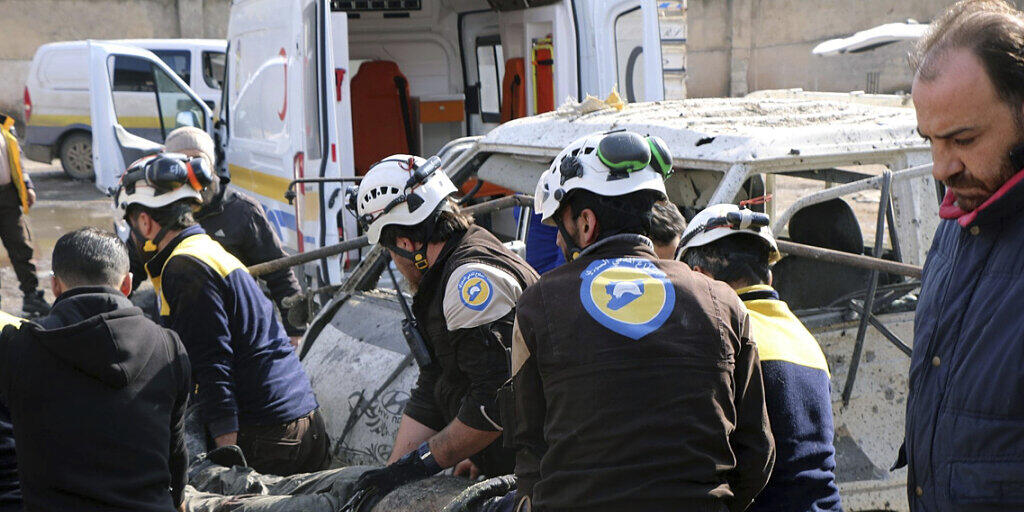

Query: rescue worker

[898,1,1024,508]
[679,203,842,512]
[0,227,190,511]
[649,199,686,259]
[344,154,539,502]
[143,127,307,343]
[0,115,49,317]
[115,153,329,476]
[511,131,774,512]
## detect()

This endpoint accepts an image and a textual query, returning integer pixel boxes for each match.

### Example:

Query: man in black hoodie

[0,227,191,512]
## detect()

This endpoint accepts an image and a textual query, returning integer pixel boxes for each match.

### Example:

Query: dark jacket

[901,170,1024,511]
[147,226,317,439]
[739,285,842,512]
[0,313,21,512]
[0,287,190,512]
[404,225,539,476]
[197,188,305,335]
[511,235,774,512]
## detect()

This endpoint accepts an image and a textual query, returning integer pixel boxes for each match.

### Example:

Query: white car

[24,39,226,179]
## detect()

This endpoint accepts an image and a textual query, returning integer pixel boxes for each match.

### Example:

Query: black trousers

[0,186,37,295]
[237,408,331,477]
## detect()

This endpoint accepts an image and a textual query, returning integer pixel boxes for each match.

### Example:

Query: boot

[21,290,50,318]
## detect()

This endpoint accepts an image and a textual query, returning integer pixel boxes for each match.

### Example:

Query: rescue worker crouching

[679,204,842,512]
[114,153,329,476]
[510,131,775,512]
[345,155,539,503]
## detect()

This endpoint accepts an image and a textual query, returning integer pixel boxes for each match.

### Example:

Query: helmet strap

[554,218,583,262]
[127,216,172,261]
[387,211,440,273]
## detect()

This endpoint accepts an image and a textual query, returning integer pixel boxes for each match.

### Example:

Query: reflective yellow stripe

[228,163,320,217]
[28,113,161,129]
[739,284,831,375]
[154,234,247,317]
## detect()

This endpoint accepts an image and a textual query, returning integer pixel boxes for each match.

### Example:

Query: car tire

[59,132,94,180]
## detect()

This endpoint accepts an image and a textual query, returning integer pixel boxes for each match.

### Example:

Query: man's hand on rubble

[454,459,481,479]
[353,441,441,498]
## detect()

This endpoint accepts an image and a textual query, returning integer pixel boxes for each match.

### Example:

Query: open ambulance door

[460,10,502,136]
[89,41,213,194]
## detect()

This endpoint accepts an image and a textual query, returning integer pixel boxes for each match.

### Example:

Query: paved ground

[0,160,116,317]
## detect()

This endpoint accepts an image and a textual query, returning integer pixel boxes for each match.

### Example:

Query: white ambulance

[89,0,686,286]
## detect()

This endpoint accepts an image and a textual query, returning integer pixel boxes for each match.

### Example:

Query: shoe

[21,290,50,318]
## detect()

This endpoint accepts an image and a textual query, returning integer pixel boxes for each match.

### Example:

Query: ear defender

[597,131,651,175]
[647,135,673,177]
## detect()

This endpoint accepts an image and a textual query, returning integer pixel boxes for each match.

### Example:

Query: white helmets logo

[535,130,671,226]
[678,203,782,264]
[348,155,458,245]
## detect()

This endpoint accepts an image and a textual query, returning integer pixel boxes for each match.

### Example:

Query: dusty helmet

[347,154,457,245]
[536,130,671,226]
[677,203,782,264]
[113,153,213,211]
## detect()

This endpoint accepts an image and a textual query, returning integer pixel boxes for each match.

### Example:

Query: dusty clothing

[0,287,190,511]
[196,188,305,336]
[739,285,841,512]
[0,186,37,296]
[147,226,321,474]
[404,225,539,476]
[510,235,774,512]
[900,170,1024,511]
[237,409,331,476]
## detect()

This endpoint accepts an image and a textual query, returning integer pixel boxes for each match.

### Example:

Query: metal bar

[842,170,892,405]
[847,302,913,357]
[248,194,534,277]
[776,240,922,278]
[772,163,932,235]
[285,177,362,204]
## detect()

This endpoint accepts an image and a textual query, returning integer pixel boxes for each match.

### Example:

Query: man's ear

[119,273,133,297]
[395,236,417,252]
[51,276,65,299]
[578,209,600,246]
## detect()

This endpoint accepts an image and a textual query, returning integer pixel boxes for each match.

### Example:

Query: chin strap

[554,219,583,262]
[388,212,441,272]
[130,222,172,259]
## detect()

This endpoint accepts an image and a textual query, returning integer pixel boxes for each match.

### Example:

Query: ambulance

[89,0,687,287]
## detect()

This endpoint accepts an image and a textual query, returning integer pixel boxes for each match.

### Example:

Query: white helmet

[113,153,213,211]
[677,203,782,264]
[347,154,457,245]
[536,130,671,226]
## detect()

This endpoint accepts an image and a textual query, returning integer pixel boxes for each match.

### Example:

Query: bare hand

[213,431,238,447]
[25,189,35,208]
[289,335,302,349]
[453,459,480,479]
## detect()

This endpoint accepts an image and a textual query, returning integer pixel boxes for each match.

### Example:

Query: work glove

[282,293,310,328]
[353,441,442,499]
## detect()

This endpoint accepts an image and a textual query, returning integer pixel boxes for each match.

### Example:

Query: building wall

[684,0,1013,98]
[0,0,229,127]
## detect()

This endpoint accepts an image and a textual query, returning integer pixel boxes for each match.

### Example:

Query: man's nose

[930,145,965,182]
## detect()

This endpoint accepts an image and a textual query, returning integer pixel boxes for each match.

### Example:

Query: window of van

[475,36,503,124]
[109,55,206,143]
[151,50,191,85]
[614,7,645,103]
[302,2,322,161]
[203,51,225,89]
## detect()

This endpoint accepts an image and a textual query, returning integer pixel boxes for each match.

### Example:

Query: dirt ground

[0,160,116,317]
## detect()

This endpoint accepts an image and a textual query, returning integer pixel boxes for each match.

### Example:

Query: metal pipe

[843,170,892,405]
[775,240,921,278]
[248,194,534,277]
[773,163,933,235]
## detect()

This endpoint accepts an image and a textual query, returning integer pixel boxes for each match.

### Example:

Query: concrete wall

[1,0,230,127]
[685,0,1024,98]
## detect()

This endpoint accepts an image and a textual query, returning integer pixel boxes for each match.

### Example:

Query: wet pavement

[0,160,116,317]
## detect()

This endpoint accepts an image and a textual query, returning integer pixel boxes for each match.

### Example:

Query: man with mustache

[897,1,1024,509]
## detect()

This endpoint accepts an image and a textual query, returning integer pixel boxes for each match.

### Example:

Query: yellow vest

[1,116,29,213]
[738,284,831,376]
[150,233,247,317]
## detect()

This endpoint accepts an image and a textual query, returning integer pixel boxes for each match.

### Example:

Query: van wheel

[59,133,94,180]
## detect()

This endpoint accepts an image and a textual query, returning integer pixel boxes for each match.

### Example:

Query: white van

[25,39,226,179]
[90,0,684,286]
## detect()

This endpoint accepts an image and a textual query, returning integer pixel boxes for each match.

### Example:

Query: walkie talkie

[385,257,433,368]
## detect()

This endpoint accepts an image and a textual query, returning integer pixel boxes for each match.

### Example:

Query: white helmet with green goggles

[535,130,673,259]
[677,203,782,264]
[344,154,457,269]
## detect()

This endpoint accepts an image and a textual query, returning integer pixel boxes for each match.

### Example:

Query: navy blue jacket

[740,286,842,512]
[902,171,1024,510]
[147,226,317,438]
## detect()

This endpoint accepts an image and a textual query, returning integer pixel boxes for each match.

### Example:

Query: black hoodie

[0,287,191,512]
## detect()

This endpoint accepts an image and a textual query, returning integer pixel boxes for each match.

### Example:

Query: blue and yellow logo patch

[459,270,493,311]
[580,258,674,340]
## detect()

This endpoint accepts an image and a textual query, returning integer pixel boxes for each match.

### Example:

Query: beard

[946,140,1023,211]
